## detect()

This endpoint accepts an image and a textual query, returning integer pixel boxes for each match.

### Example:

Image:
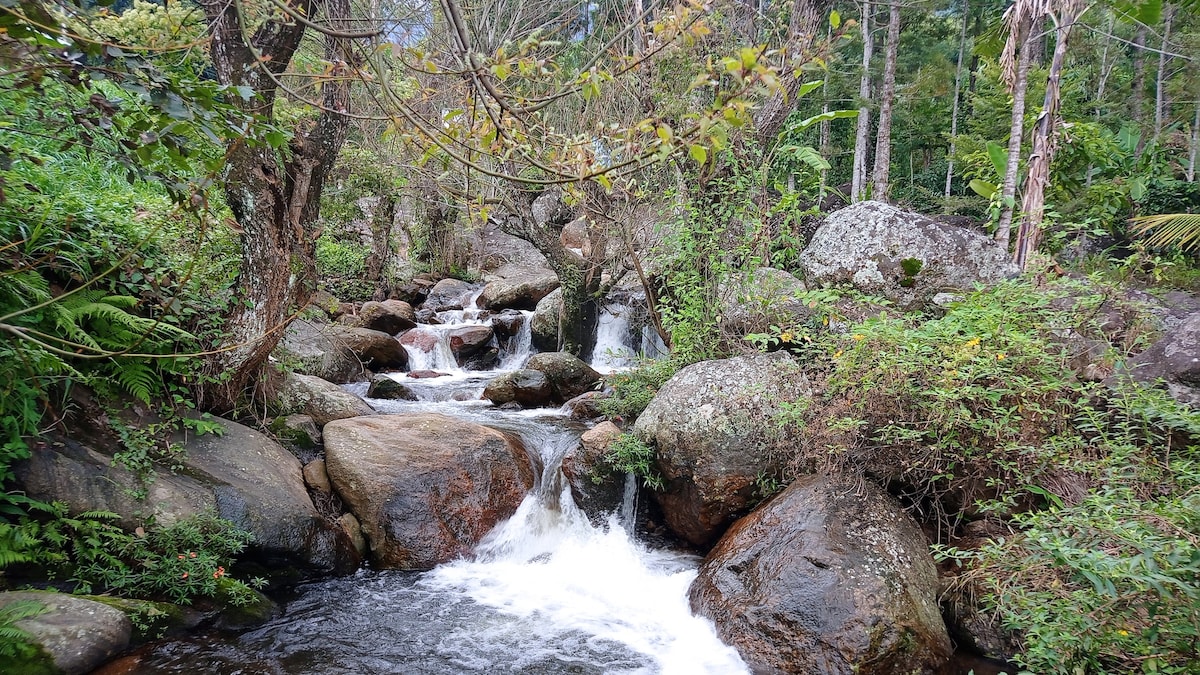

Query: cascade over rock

[560,421,626,522]
[424,278,478,311]
[482,369,554,407]
[323,414,538,570]
[531,288,562,351]
[799,201,1016,305]
[633,352,812,548]
[689,475,951,674]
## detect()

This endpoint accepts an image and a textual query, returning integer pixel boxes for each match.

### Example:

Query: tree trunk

[871,0,900,199]
[753,0,831,147]
[1014,2,1083,270]
[198,0,355,412]
[365,194,396,300]
[851,0,873,202]
[1189,95,1199,182]
[944,0,969,204]
[1154,5,1176,139]
[995,17,1033,249]
[1133,25,1148,153]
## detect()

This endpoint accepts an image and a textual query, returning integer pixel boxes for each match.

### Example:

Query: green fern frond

[108,358,158,404]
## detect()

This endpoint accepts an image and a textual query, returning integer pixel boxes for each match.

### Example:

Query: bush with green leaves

[601,433,663,490]
[2,504,263,607]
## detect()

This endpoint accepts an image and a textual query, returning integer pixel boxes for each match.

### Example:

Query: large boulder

[0,591,131,675]
[719,267,811,338]
[323,414,537,570]
[689,475,952,674]
[1109,312,1200,408]
[798,201,1017,306]
[277,373,375,426]
[424,278,478,312]
[352,299,416,335]
[525,352,601,402]
[274,319,362,383]
[478,273,560,311]
[633,352,811,547]
[531,288,562,351]
[335,327,407,370]
[482,369,554,407]
[14,420,359,575]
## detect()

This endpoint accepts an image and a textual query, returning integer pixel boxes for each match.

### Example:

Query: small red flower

[181,572,189,579]
[177,554,185,560]
[189,552,197,558]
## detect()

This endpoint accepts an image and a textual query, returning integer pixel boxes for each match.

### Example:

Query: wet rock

[448,325,495,363]
[366,374,418,400]
[324,414,537,570]
[526,352,601,402]
[414,308,441,324]
[0,591,131,675]
[275,319,362,384]
[407,370,450,379]
[483,369,554,407]
[424,278,478,311]
[531,288,562,351]
[562,390,607,420]
[338,512,368,557]
[462,347,500,371]
[478,273,560,311]
[633,352,812,548]
[303,459,332,494]
[690,475,951,674]
[352,299,416,335]
[799,201,1017,306]
[336,327,407,370]
[277,373,375,426]
[399,327,438,354]
[490,310,527,340]
[561,421,626,522]
[390,277,435,306]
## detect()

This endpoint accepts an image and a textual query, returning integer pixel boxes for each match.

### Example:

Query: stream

[106,298,751,674]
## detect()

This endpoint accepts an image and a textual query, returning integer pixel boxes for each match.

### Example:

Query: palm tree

[1131,213,1200,252]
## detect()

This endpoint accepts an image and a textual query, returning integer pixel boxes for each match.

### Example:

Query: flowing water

[106,296,749,674]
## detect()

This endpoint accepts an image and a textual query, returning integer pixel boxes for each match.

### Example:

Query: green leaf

[787,109,858,134]
[986,141,1008,179]
[795,80,824,100]
[688,144,707,165]
[969,179,998,199]
[829,9,841,29]
[264,130,288,149]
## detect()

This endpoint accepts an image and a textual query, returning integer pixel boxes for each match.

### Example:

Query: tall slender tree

[851,0,874,201]
[994,0,1043,248]
[944,0,970,204]
[871,0,900,199]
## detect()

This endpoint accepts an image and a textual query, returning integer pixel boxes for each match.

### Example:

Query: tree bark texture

[1154,5,1175,139]
[1014,3,1083,270]
[851,0,873,202]
[995,16,1033,249]
[198,0,355,412]
[753,0,833,147]
[871,0,900,199]
[944,0,969,204]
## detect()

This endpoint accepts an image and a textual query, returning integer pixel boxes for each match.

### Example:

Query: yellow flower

[1118,630,1129,636]
[852,334,864,341]
[833,350,843,359]
[779,331,794,343]
[965,337,980,347]
[996,353,1006,360]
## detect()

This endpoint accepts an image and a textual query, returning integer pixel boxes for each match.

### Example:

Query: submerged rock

[689,475,951,674]
[633,352,811,548]
[323,414,538,570]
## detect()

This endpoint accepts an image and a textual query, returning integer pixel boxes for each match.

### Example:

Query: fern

[111,358,158,404]
[0,599,46,661]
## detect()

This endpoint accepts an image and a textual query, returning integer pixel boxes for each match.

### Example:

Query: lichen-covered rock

[324,414,537,570]
[352,299,416,335]
[275,319,362,383]
[478,273,560,311]
[689,475,952,674]
[525,352,601,402]
[531,288,562,351]
[482,369,554,407]
[0,591,131,675]
[277,373,375,426]
[799,201,1016,305]
[719,267,811,338]
[633,352,811,547]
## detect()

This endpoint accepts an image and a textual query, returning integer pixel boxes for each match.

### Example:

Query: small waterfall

[619,472,639,533]
[498,310,535,370]
[402,325,465,373]
[590,303,637,373]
